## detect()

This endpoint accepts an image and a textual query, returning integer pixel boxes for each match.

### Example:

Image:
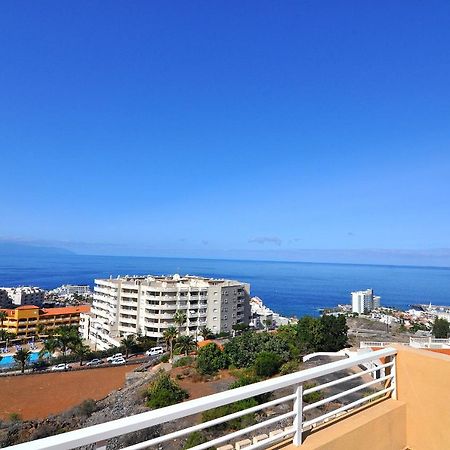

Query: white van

[146,346,164,356]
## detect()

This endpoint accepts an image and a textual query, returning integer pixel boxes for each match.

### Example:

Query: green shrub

[280,360,300,375]
[303,383,323,404]
[183,431,209,449]
[146,371,188,409]
[160,354,169,363]
[224,332,292,368]
[229,373,271,404]
[8,412,22,422]
[202,398,258,431]
[77,399,97,417]
[196,343,226,375]
[173,356,194,368]
[254,351,282,377]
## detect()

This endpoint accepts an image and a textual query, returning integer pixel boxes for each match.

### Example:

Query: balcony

[5,345,450,450]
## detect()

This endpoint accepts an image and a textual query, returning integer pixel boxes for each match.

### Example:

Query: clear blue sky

[1,1,450,265]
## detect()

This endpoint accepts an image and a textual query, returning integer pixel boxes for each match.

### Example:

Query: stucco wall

[394,344,450,450]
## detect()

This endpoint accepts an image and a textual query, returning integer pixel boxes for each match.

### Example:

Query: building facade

[0,286,45,307]
[89,274,251,350]
[351,289,381,314]
[0,305,91,337]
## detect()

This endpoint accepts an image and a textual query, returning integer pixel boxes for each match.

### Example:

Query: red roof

[40,305,91,316]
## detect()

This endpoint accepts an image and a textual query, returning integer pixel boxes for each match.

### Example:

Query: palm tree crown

[175,335,196,356]
[120,334,136,359]
[14,348,31,373]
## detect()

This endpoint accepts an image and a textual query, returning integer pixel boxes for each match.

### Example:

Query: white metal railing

[409,337,450,348]
[5,348,397,450]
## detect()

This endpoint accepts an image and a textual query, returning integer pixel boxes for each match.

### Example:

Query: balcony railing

[6,347,397,450]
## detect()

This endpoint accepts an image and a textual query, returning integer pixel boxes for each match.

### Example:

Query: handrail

[5,347,397,450]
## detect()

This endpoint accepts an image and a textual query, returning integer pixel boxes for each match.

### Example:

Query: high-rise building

[88,274,251,350]
[0,286,45,307]
[351,289,381,314]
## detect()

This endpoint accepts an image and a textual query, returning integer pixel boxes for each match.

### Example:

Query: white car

[86,358,103,366]
[145,347,164,356]
[107,353,123,362]
[111,357,126,365]
[51,363,72,371]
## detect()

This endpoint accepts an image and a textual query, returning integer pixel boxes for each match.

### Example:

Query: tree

[0,311,7,329]
[146,371,188,408]
[14,348,31,373]
[39,338,58,359]
[199,326,213,340]
[254,351,282,377]
[263,318,272,331]
[36,323,46,336]
[53,326,81,366]
[173,310,187,336]
[432,318,450,338]
[163,326,178,362]
[120,334,136,359]
[224,332,292,368]
[197,343,226,375]
[175,335,196,356]
[317,315,348,352]
[71,343,91,366]
[296,315,348,353]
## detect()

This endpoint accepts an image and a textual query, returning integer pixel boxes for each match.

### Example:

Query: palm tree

[36,323,46,337]
[14,348,31,373]
[173,310,187,336]
[54,326,81,366]
[163,326,177,362]
[120,334,135,359]
[71,343,91,366]
[0,311,7,329]
[199,326,213,340]
[39,338,58,360]
[175,335,196,356]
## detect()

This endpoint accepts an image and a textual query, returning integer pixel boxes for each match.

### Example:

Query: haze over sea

[1,255,449,317]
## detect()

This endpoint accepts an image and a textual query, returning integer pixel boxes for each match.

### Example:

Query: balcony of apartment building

[6,345,450,450]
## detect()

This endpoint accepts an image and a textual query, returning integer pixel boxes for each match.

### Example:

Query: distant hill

[0,241,75,256]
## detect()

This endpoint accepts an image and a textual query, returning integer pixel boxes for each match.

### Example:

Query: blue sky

[1,1,450,265]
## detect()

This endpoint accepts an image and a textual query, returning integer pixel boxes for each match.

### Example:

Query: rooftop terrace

[4,345,450,450]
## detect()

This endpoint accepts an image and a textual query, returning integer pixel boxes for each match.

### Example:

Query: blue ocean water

[0,254,449,317]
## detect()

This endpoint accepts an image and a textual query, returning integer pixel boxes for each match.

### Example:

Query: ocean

[0,254,449,317]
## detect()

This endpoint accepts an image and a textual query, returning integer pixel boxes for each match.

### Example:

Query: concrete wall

[394,344,450,450]
[277,399,406,450]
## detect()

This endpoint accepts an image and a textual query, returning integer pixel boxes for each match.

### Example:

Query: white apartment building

[351,288,381,314]
[88,274,251,350]
[52,284,91,297]
[0,286,45,307]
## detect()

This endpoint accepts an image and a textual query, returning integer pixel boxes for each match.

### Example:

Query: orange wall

[394,344,450,450]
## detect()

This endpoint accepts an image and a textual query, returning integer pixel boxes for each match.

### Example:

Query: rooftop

[5,345,449,450]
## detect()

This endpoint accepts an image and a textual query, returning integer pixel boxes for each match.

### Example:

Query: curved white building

[89,274,251,350]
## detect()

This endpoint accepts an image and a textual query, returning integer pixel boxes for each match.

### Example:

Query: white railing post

[292,383,303,446]
[390,354,397,400]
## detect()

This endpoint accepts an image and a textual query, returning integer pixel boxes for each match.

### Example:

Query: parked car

[107,353,124,362]
[51,363,72,371]
[86,358,103,366]
[145,346,164,356]
[111,357,126,365]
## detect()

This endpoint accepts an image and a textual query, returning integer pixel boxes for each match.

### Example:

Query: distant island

[0,241,74,257]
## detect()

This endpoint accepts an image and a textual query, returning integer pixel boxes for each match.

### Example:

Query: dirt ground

[174,368,235,400]
[0,365,138,420]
